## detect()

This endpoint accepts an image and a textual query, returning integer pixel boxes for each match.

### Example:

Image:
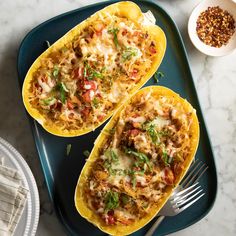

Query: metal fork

[145,160,208,236]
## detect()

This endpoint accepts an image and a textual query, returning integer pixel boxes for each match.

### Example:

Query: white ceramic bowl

[188,0,236,56]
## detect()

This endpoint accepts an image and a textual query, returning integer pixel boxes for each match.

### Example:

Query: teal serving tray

[17,1,217,235]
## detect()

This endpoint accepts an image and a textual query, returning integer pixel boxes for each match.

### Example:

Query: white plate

[0,137,40,236]
[188,0,236,56]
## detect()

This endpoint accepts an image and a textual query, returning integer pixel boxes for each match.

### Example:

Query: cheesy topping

[28,13,158,132]
[83,89,196,226]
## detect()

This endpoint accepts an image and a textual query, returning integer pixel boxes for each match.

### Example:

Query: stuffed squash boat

[22,1,166,137]
[75,86,200,235]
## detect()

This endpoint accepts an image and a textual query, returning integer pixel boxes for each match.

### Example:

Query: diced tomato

[95,31,102,36]
[118,219,133,225]
[84,80,97,90]
[107,215,115,225]
[129,129,140,136]
[82,91,92,103]
[163,167,175,185]
[149,46,157,54]
[97,114,105,122]
[67,100,74,110]
[73,67,84,79]
[174,163,183,176]
[81,107,90,118]
[131,69,138,79]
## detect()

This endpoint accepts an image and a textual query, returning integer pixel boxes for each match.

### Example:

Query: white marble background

[0,0,235,235]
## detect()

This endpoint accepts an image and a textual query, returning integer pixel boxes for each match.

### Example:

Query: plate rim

[0,137,40,236]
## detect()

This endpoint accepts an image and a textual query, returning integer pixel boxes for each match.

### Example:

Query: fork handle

[144,216,165,236]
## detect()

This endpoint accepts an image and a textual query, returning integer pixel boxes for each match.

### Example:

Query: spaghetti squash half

[22,1,166,136]
[75,86,200,235]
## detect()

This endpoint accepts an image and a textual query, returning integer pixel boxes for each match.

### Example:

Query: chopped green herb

[125,148,152,170]
[92,97,100,108]
[103,149,119,175]
[104,160,115,175]
[105,191,119,212]
[105,149,119,164]
[41,97,56,106]
[158,71,165,77]
[158,130,169,136]
[59,86,66,103]
[83,150,90,158]
[108,28,119,48]
[104,159,111,169]
[124,169,137,188]
[132,176,137,188]
[61,82,69,92]
[92,71,103,79]
[115,169,124,176]
[153,71,165,83]
[45,40,51,48]
[122,47,138,61]
[121,194,130,205]
[125,148,149,164]
[101,67,106,73]
[142,122,169,145]
[144,123,160,144]
[84,61,104,80]
[162,146,172,166]
[57,82,68,104]
[110,150,119,163]
[87,70,103,80]
[84,62,88,77]
[52,65,59,77]
[66,144,72,156]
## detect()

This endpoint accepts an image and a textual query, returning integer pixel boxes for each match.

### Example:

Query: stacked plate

[0,137,40,236]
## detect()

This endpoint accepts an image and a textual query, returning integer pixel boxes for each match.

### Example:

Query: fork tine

[172,185,201,203]
[174,188,203,207]
[176,193,205,214]
[194,165,209,183]
[184,163,208,188]
[180,160,201,187]
[171,182,199,199]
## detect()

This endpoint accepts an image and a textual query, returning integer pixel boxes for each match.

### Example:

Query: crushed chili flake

[196,6,235,48]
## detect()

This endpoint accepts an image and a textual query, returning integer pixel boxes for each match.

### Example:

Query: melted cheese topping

[28,12,158,132]
[84,89,195,226]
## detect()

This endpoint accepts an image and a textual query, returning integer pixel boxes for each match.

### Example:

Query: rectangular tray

[17,1,217,235]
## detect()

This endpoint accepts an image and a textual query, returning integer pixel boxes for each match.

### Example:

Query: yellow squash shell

[22,1,166,137]
[74,86,200,235]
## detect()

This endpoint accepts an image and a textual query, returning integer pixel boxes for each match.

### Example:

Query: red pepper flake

[196,6,235,48]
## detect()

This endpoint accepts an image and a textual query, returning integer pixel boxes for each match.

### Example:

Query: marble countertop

[0,0,235,235]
